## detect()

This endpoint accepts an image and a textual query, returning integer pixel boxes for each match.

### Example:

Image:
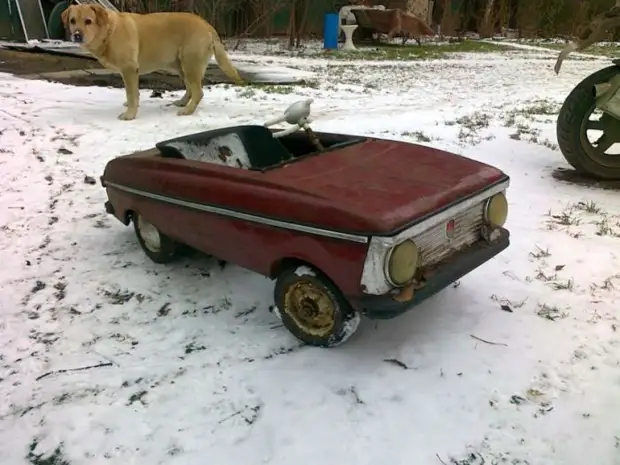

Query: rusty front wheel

[133,212,180,264]
[273,265,361,348]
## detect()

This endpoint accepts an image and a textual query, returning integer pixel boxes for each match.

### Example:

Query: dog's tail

[413,17,435,36]
[418,20,435,36]
[213,39,244,85]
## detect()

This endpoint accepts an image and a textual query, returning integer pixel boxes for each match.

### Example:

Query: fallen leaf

[383,358,409,370]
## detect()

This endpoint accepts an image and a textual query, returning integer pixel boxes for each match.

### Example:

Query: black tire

[132,212,180,264]
[556,64,620,179]
[273,264,361,348]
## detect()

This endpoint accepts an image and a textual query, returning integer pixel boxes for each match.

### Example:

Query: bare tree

[478,0,495,37]
[286,0,309,48]
[439,0,461,37]
[231,0,290,49]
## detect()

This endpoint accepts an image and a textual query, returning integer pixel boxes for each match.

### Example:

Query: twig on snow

[436,453,449,465]
[218,405,262,425]
[350,386,364,404]
[383,358,409,369]
[0,108,30,123]
[470,334,508,347]
[218,410,243,424]
[91,350,119,366]
[36,362,113,381]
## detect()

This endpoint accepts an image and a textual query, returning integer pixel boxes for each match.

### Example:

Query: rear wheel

[133,212,180,264]
[556,65,620,179]
[273,265,361,348]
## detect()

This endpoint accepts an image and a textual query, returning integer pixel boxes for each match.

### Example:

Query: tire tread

[556,65,620,179]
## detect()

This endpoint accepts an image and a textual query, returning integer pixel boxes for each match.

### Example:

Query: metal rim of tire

[274,265,361,347]
[282,279,337,338]
[136,215,162,253]
[578,104,620,169]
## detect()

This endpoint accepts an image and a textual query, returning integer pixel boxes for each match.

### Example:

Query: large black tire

[132,212,180,264]
[556,64,620,179]
[273,264,361,348]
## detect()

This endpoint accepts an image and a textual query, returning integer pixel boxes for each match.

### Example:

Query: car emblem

[445,219,456,240]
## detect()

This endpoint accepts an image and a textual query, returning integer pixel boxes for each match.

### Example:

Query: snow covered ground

[1,43,620,465]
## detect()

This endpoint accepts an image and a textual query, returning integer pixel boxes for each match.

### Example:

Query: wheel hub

[300,299,320,318]
[580,105,620,168]
[283,281,336,337]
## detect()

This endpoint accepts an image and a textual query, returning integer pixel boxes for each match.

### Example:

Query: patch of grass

[538,138,559,150]
[27,439,70,465]
[574,200,602,214]
[258,84,294,94]
[550,278,574,291]
[529,245,551,259]
[536,303,569,321]
[600,274,620,290]
[547,206,581,227]
[595,216,619,236]
[443,450,530,465]
[127,390,148,406]
[535,268,557,282]
[236,83,301,96]
[509,122,541,140]
[184,342,206,354]
[449,112,491,130]
[235,81,319,98]
[524,41,620,58]
[447,111,492,144]
[502,103,560,150]
[237,87,257,98]
[515,99,560,116]
[503,113,517,127]
[318,39,503,61]
[100,288,137,305]
[401,130,432,142]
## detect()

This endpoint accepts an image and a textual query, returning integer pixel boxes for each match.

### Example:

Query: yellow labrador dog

[62,5,244,120]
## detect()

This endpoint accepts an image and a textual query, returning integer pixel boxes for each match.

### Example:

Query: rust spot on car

[392,283,415,302]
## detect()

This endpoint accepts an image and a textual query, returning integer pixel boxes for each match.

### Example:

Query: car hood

[259,137,508,235]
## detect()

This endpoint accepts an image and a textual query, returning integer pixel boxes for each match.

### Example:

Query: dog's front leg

[119,67,140,120]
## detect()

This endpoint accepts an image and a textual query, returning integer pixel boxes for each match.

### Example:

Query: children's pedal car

[101,99,510,347]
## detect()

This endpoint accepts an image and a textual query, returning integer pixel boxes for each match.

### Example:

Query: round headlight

[484,192,508,228]
[385,240,419,287]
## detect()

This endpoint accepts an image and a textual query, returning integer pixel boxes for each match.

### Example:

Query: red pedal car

[100,99,510,347]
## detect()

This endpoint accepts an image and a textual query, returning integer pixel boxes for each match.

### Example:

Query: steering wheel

[264,99,324,151]
[264,99,314,138]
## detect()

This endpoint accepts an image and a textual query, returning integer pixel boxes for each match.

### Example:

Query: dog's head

[61,4,109,46]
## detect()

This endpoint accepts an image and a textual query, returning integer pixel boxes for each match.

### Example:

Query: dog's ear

[91,4,109,26]
[61,5,71,27]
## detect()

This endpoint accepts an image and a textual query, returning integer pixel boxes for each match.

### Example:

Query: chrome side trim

[104,181,369,244]
[360,179,510,295]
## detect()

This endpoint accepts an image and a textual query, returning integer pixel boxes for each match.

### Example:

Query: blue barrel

[323,13,339,50]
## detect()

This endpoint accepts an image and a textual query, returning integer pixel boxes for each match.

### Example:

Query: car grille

[414,201,485,266]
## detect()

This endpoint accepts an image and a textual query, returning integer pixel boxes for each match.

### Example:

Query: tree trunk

[479,0,495,37]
